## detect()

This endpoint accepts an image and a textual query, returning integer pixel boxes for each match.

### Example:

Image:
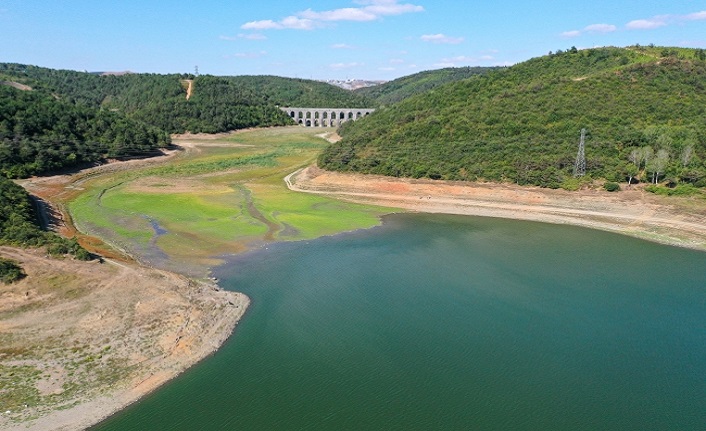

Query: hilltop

[320,46,706,190]
[355,66,496,105]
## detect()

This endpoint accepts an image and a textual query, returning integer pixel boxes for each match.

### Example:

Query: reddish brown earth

[288,166,706,250]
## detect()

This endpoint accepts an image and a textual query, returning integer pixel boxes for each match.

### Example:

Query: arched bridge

[280,107,375,127]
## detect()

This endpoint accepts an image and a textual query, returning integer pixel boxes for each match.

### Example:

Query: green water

[93,214,706,430]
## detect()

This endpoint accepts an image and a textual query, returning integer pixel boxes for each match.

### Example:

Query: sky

[1,0,705,80]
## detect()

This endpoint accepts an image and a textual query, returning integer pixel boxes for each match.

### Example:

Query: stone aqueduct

[280,107,375,128]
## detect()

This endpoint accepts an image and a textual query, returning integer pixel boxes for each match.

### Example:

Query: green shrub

[645,184,703,196]
[560,178,581,191]
[604,182,621,192]
[0,257,26,284]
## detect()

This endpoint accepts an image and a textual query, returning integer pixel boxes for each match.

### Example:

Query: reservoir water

[93,214,706,430]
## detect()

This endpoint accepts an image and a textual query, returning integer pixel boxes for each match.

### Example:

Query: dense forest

[320,46,706,190]
[0,64,375,135]
[0,85,170,177]
[355,66,495,105]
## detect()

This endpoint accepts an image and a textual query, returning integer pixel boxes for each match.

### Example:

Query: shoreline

[0,247,249,431]
[288,166,706,251]
[3,144,252,431]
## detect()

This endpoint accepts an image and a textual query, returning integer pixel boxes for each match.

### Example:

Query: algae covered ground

[69,127,391,275]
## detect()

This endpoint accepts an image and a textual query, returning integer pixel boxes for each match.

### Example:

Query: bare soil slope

[0,247,247,431]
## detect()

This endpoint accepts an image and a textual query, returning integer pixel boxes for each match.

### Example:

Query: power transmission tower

[195,65,199,77]
[574,128,586,177]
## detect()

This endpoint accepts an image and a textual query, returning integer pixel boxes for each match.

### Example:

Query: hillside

[0,64,375,135]
[0,63,379,178]
[355,66,495,105]
[320,46,706,189]
[0,85,170,178]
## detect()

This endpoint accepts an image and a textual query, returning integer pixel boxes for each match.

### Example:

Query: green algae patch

[67,127,392,274]
[248,183,385,240]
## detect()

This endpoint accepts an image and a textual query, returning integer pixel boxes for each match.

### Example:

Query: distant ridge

[90,71,133,76]
[355,66,496,105]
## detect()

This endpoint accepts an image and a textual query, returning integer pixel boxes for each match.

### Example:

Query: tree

[681,144,694,167]
[647,149,669,184]
[625,163,639,186]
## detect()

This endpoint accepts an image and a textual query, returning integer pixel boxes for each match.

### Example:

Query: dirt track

[289,166,706,250]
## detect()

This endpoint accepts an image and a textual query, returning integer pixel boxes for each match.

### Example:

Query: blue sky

[1,1,705,80]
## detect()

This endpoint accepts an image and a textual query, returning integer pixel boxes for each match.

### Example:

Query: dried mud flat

[0,247,248,431]
[289,166,706,250]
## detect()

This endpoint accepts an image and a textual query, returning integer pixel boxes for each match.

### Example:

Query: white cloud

[330,62,364,70]
[241,33,268,40]
[685,11,706,21]
[300,7,377,22]
[241,0,423,31]
[561,30,582,38]
[389,58,405,64]
[584,24,617,33]
[561,23,616,38]
[626,18,667,30]
[280,16,318,30]
[242,20,282,30]
[625,11,706,30]
[332,43,355,49]
[421,33,464,44]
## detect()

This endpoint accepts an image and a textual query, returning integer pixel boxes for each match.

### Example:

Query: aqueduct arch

[281,107,375,128]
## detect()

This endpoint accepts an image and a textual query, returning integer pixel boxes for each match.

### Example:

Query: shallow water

[93,214,706,430]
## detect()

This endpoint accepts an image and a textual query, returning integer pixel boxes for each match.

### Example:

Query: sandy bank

[288,166,706,251]
[0,247,248,431]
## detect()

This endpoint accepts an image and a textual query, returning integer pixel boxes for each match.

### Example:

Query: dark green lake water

[93,214,706,430]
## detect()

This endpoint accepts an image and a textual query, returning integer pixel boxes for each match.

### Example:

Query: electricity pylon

[574,128,586,177]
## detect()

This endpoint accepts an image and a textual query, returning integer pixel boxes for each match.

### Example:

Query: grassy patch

[0,365,42,412]
[67,127,391,270]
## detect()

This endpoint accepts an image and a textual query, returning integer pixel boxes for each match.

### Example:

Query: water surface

[93,214,706,430]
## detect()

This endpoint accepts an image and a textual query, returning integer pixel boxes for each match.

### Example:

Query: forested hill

[355,67,496,105]
[0,63,377,178]
[0,85,170,178]
[0,64,375,134]
[320,46,706,189]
